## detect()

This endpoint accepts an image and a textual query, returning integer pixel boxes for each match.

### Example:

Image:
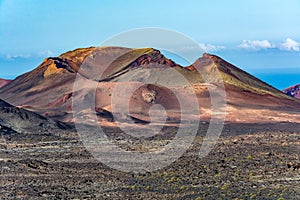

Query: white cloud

[6,53,31,60]
[279,38,300,51]
[239,40,275,50]
[176,44,225,55]
[39,50,55,57]
[5,50,55,60]
[198,43,225,52]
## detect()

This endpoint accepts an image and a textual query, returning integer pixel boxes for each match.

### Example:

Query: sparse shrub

[130,185,136,190]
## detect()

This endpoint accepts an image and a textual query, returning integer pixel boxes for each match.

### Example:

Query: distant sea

[217,50,300,90]
[252,73,300,90]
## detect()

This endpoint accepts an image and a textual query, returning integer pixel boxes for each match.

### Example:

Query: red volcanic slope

[0,46,299,124]
[0,78,11,88]
[283,84,300,99]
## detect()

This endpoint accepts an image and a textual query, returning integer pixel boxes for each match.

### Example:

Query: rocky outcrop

[283,84,300,99]
[42,57,79,78]
[129,50,179,68]
[141,87,157,103]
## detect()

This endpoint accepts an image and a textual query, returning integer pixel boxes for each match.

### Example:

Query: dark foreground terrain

[1,123,300,199]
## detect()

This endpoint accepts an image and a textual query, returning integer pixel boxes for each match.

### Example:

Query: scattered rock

[141,88,156,103]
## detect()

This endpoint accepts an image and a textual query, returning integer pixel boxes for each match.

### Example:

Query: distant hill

[0,78,11,88]
[283,84,300,99]
[0,99,72,133]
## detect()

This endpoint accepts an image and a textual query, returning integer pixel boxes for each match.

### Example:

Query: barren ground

[1,123,300,199]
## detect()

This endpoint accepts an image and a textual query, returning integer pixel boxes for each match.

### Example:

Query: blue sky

[0,0,299,89]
